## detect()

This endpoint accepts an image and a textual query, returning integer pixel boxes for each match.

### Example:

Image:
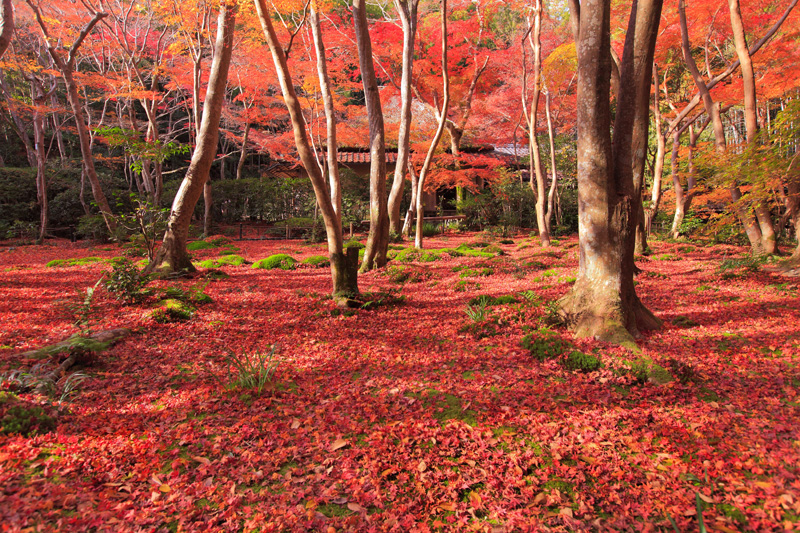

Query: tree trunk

[26,7,117,236]
[728,0,777,254]
[644,66,665,237]
[32,84,47,244]
[310,5,341,216]
[415,0,450,249]
[525,0,550,247]
[204,174,213,236]
[387,0,418,237]
[402,159,419,237]
[253,0,357,299]
[679,0,764,253]
[0,0,14,60]
[558,0,663,346]
[544,89,558,235]
[354,0,389,271]
[148,1,236,274]
[236,122,250,180]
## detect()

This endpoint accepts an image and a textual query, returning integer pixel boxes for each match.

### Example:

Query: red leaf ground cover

[1,233,799,532]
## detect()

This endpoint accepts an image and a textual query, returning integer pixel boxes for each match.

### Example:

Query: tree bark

[0,0,14,60]
[415,0,450,249]
[558,0,663,346]
[310,5,341,217]
[26,5,117,235]
[32,81,48,244]
[253,0,357,299]
[387,0,419,237]
[148,1,236,273]
[728,0,777,254]
[679,0,765,252]
[353,0,389,271]
[644,66,666,237]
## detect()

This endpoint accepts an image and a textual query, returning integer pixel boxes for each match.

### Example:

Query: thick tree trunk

[204,174,212,236]
[253,0,357,299]
[148,1,236,274]
[354,0,389,271]
[415,0,450,249]
[387,0,418,237]
[559,0,662,346]
[0,0,13,60]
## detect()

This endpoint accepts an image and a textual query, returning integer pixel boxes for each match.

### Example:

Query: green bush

[252,254,297,270]
[104,258,149,303]
[422,222,439,237]
[302,255,330,268]
[562,351,602,372]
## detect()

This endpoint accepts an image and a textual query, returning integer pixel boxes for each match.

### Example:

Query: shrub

[422,222,439,237]
[302,255,330,268]
[252,254,297,270]
[562,350,602,372]
[104,258,149,303]
[521,329,569,361]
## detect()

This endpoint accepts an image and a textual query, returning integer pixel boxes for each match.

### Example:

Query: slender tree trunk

[644,67,666,236]
[415,0,450,249]
[558,0,663,345]
[403,159,419,237]
[387,0,419,237]
[25,7,117,235]
[32,84,47,244]
[354,0,389,270]
[236,122,250,180]
[525,0,550,247]
[728,0,777,253]
[253,0,358,299]
[544,89,558,235]
[679,0,764,253]
[148,1,237,273]
[310,5,341,216]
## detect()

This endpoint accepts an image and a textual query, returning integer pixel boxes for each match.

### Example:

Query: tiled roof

[333,151,398,164]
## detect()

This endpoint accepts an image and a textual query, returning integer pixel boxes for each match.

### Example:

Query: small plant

[57,372,90,405]
[465,297,490,322]
[422,222,439,237]
[110,194,170,260]
[521,329,569,361]
[453,280,481,292]
[468,294,518,307]
[225,345,279,394]
[252,254,297,270]
[542,300,565,327]
[104,258,149,303]
[196,254,246,269]
[65,279,103,336]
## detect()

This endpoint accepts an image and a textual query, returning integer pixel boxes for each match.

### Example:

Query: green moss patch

[252,254,297,270]
[196,254,246,269]
[0,392,56,436]
[150,299,196,324]
[301,255,330,268]
[521,329,570,361]
[46,256,106,268]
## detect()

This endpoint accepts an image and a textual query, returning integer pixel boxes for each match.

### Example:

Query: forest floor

[0,231,799,532]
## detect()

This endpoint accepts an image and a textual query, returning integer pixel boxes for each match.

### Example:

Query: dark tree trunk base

[332,246,360,306]
[558,284,661,350]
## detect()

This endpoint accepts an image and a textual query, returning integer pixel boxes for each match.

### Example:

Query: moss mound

[196,254,246,269]
[252,254,297,270]
[150,299,195,323]
[302,255,330,268]
[521,329,570,361]
[0,392,56,436]
[562,351,603,372]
